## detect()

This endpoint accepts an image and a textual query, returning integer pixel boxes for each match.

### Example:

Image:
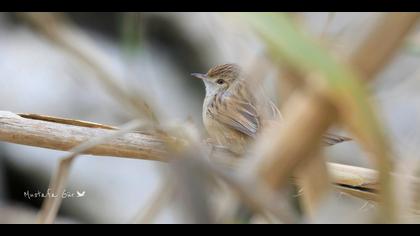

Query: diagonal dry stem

[37,119,145,224]
[18,12,159,124]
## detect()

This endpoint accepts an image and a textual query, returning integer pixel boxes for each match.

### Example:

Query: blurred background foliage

[0,12,419,223]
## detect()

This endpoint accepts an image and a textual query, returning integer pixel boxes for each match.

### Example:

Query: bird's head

[191,63,241,95]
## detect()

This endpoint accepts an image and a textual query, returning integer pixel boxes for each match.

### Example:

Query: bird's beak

[191,73,208,80]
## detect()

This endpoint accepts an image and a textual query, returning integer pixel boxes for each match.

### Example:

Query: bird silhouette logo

[76,191,86,197]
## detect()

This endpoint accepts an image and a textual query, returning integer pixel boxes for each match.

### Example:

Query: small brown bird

[192,63,350,155]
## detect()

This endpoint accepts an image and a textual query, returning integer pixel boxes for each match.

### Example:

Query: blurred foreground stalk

[238,12,419,222]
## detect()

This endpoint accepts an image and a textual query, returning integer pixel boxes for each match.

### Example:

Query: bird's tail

[322,133,352,146]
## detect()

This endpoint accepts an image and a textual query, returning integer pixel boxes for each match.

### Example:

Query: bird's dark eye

[216,79,225,85]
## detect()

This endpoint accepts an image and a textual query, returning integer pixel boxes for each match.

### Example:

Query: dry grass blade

[36,156,75,224]
[18,113,117,130]
[37,119,145,224]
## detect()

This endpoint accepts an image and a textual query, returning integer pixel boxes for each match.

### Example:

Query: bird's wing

[208,94,260,138]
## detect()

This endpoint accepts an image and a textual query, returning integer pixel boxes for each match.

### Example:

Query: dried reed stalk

[0,110,395,201]
[0,111,168,162]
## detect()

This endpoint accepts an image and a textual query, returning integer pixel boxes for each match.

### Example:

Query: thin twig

[37,119,145,224]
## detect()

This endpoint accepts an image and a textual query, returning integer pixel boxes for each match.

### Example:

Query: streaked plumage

[192,63,350,155]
